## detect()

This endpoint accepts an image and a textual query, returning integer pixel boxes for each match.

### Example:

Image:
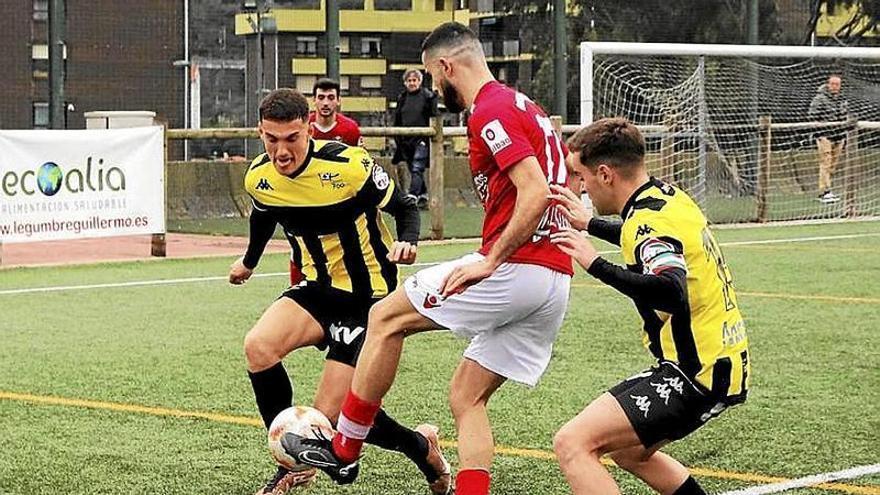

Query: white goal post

[579,42,880,224]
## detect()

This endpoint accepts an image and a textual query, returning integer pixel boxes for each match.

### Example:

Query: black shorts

[609,361,737,449]
[280,282,379,367]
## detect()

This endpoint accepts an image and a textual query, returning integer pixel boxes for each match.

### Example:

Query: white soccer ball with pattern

[267,406,335,470]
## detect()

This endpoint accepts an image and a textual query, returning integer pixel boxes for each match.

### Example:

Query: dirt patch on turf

[0,234,290,268]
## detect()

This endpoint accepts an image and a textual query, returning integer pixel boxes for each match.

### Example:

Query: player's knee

[607,449,647,473]
[367,299,407,337]
[553,423,601,462]
[243,330,279,370]
[448,387,486,420]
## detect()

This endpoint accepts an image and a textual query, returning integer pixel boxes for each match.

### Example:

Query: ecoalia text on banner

[0,127,164,243]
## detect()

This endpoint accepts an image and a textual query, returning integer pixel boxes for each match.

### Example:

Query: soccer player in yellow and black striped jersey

[548,117,750,495]
[228,88,450,494]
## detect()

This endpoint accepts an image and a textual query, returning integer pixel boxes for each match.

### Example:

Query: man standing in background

[392,69,438,209]
[809,74,848,204]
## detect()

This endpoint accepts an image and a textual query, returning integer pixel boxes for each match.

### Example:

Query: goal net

[580,42,880,224]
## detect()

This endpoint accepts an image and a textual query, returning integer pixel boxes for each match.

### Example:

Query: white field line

[718,463,880,495]
[1,232,879,296]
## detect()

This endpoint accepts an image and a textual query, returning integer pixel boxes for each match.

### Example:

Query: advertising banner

[0,127,164,243]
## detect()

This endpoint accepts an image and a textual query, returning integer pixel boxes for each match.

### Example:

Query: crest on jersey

[371,165,390,190]
[481,119,513,155]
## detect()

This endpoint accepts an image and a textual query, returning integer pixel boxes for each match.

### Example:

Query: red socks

[456,469,491,495]
[333,390,381,464]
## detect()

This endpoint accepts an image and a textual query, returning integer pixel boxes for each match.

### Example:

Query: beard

[440,78,466,114]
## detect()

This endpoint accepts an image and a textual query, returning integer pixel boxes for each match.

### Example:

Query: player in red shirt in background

[308,78,363,147]
[282,78,365,286]
[282,23,572,495]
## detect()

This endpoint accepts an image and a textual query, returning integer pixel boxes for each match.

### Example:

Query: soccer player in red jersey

[308,78,363,147]
[282,23,572,495]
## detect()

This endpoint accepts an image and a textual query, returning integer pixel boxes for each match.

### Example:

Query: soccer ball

[267,406,335,470]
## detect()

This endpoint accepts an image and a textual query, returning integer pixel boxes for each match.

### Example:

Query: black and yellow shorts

[609,361,742,448]
[280,282,379,367]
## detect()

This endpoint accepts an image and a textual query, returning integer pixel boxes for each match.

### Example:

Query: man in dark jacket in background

[808,74,849,204]
[392,69,438,209]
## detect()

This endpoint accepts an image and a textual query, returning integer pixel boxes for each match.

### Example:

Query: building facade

[0,0,184,130]
[234,0,536,131]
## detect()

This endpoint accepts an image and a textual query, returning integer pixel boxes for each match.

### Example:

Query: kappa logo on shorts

[649,381,673,405]
[423,293,442,309]
[630,394,652,418]
[663,376,685,395]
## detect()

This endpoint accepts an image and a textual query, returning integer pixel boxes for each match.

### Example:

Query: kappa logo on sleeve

[481,119,513,155]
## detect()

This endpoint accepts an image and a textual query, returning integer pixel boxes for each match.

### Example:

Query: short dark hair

[567,117,646,174]
[259,88,309,122]
[313,77,340,95]
[421,22,479,56]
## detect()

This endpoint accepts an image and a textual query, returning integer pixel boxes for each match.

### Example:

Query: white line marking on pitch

[1,232,878,296]
[718,463,880,495]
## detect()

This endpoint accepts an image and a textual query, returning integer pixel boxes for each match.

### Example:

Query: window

[361,37,381,57]
[497,67,507,82]
[476,0,493,13]
[339,37,350,55]
[435,0,445,10]
[295,75,317,95]
[340,76,350,92]
[374,0,411,10]
[360,75,382,89]
[296,36,318,56]
[33,0,48,21]
[32,58,48,80]
[481,41,493,57]
[33,102,49,129]
[339,0,364,8]
[502,40,519,57]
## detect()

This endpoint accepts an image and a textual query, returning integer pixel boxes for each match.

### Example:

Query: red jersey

[308,112,363,147]
[467,81,572,275]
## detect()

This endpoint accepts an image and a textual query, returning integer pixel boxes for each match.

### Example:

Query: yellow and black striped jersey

[617,178,750,401]
[243,139,399,299]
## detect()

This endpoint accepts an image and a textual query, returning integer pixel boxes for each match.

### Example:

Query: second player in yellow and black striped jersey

[242,139,420,299]
[587,177,750,404]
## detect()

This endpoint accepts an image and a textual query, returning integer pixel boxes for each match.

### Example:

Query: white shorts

[404,253,571,386]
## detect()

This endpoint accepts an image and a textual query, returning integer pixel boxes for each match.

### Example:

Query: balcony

[236,7,470,34]
[291,58,387,75]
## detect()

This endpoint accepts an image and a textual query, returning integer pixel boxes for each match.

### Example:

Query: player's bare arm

[440,156,549,297]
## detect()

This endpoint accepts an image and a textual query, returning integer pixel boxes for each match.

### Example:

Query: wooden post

[151,125,168,257]
[756,115,772,223]
[428,117,445,240]
[843,119,858,218]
